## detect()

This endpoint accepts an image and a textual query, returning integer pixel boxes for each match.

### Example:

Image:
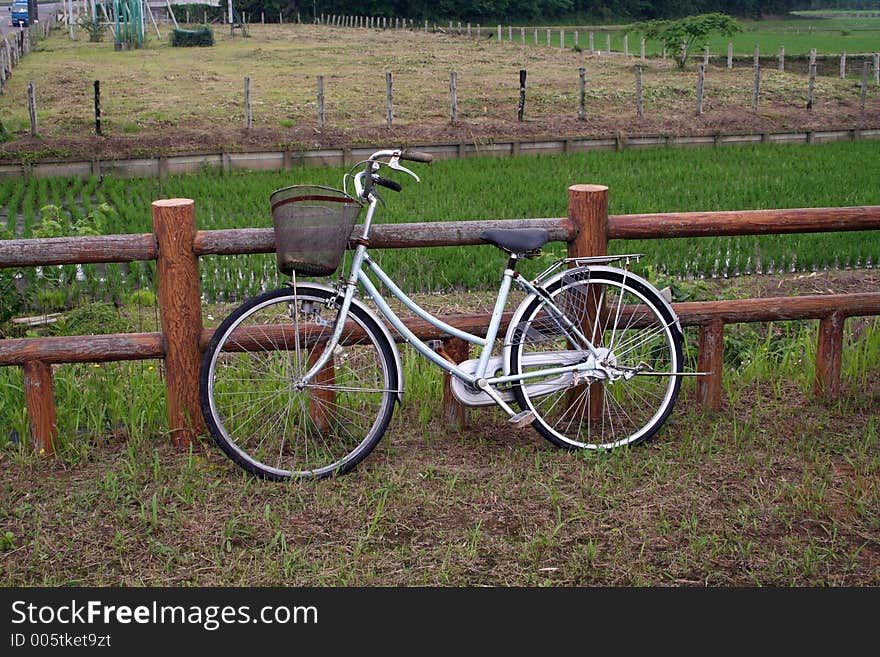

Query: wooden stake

[635,66,643,119]
[578,67,586,121]
[815,313,844,398]
[807,62,816,110]
[151,199,204,447]
[386,71,393,127]
[449,71,457,124]
[697,64,704,115]
[94,79,101,135]
[440,338,469,430]
[27,82,36,136]
[779,45,784,72]
[517,69,526,122]
[840,51,847,78]
[244,76,252,129]
[317,74,325,129]
[861,61,870,112]
[23,360,57,457]
[727,42,732,69]
[697,320,724,411]
[752,63,760,112]
[589,31,594,54]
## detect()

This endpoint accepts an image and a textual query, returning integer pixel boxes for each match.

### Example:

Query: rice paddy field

[0,138,879,451]
[1,140,878,306]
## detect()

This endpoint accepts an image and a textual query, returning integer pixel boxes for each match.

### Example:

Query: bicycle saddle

[480,228,549,256]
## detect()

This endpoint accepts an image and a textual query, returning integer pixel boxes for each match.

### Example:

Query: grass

[0,316,878,585]
[0,21,876,161]
[2,140,879,305]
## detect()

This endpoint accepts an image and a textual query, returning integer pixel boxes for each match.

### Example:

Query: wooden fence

[1,188,879,457]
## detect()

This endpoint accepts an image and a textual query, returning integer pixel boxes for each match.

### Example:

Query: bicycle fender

[296,281,405,403]
[502,265,683,376]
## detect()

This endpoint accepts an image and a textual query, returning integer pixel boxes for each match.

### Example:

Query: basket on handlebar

[270,185,364,276]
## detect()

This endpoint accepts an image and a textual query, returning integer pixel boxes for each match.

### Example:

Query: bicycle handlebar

[373,175,402,192]
[399,150,434,163]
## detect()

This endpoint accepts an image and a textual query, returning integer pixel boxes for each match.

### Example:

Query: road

[1,2,61,37]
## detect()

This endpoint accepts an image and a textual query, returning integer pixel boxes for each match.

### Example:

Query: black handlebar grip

[399,150,434,163]
[373,175,402,192]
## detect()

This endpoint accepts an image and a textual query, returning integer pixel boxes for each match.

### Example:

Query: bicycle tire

[508,267,683,450]
[200,285,398,480]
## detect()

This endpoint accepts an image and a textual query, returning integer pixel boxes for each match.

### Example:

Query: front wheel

[508,267,683,451]
[200,285,398,480]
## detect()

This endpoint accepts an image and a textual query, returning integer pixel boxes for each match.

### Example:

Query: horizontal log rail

[3,206,880,268]
[0,191,878,456]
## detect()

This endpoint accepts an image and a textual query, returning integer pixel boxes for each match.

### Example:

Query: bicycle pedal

[508,410,535,428]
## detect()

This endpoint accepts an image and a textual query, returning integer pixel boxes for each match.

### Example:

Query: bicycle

[199,148,687,480]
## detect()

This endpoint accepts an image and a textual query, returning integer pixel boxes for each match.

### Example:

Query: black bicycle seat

[480,228,550,256]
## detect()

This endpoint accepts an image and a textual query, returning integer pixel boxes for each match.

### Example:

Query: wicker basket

[270,185,363,276]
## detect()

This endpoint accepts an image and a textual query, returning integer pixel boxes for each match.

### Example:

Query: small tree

[637,13,742,70]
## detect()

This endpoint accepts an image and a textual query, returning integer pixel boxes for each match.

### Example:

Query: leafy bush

[171,26,214,47]
[50,302,132,337]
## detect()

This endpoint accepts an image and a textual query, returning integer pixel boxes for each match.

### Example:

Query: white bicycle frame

[296,150,634,416]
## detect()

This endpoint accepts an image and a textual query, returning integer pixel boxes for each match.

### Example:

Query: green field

[528,16,880,57]
[1,140,879,310]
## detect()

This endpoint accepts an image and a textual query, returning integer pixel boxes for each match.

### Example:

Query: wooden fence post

[623,33,628,57]
[27,82,37,136]
[861,61,870,112]
[317,75,325,129]
[449,71,457,124]
[386,71,393,127]
[807,62,816,110]
[696,64,704,115]
[567,184,608,422]
[704,45,709,66]
[752,63,760,112]
[152,199,204,447]
[697,319,724,411]
[440,337,469,430]
[517,68,526,122]
[815,313,844,398]
[779,45,784,72]
[874,53,879,86]
[754,44,759,68]
[840,51,847,78]
[560,28,564,50]
[640,36,645,61]
[244,76,252,129]
[94,80,101,135]
[635,66,643,118]
[606,32,611,53]
[23,360,57,456]
[546,28,551,46]
[578,67,586,120]
[589,31,594,54]
[727,42,732,69]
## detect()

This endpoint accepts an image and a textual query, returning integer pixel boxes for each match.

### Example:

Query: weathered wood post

[807,62,816,110]
[727,42,732,69]
[606,32,611,52]
[640,36,645,61]
[861,61,870,112]
[94,79,101,135]
[752,63,760,112]
[449,70,457,124]
[815,313,843,398]
[704,45,709,66]
[578,67,587,120]
[696,64,705,115]
[589,31,594,54]
[778,45,784,72]
[840,51,847,78]
[697,319,724,411]
[151,199,205,447]
[440,337,469,430]
[23,360,57,456]
[635,66,644,118]
[386,71,393,127]
[874,53,879,85]
[244,76,252,129]
[546,28,551,46]
[624,33,628,57]
[567,185,608,422]
[754,44,759,68]
[560,29,564,50]
[517,68,526,121]
[317,74,325,129]
[27,82,36,136]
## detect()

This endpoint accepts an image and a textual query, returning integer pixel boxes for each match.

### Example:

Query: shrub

[171,26,214,47]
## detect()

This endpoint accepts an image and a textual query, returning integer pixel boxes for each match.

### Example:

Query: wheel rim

[206,291,393,478]
[514,272,680,449]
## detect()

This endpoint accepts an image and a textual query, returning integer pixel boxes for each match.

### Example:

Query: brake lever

[388,152,421,182]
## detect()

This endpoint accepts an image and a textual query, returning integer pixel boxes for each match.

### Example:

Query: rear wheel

[508,268,682,450]
[200,285,397,480]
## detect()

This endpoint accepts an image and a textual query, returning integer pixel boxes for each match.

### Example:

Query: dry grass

[1,24,877,161]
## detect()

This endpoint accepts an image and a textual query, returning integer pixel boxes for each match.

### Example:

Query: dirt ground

[1,24,878,163]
